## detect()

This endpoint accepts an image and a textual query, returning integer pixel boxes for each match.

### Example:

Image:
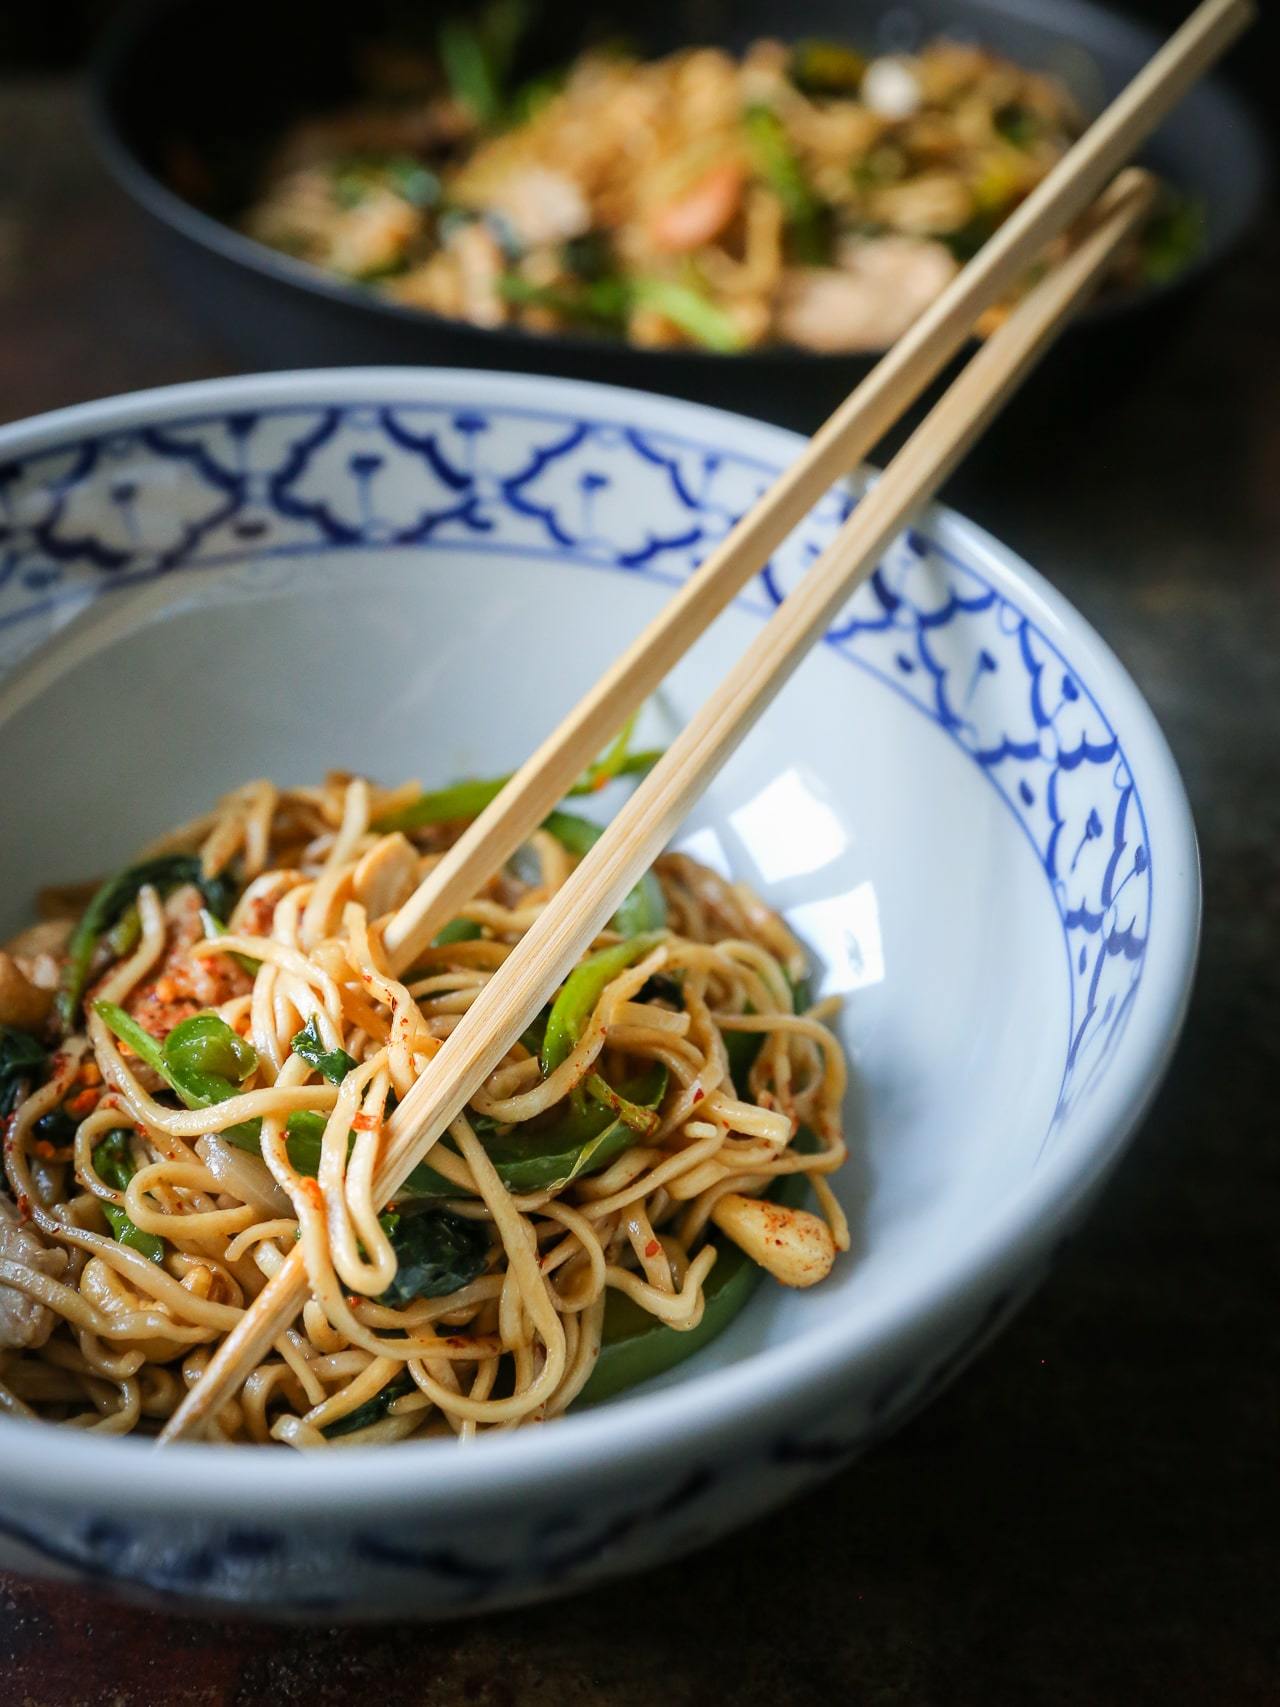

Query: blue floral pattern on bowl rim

[0,396,1150,1133]
[0,381,1178,1613]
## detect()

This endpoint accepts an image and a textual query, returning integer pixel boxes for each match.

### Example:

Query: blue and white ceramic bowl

[0,369,1198,1618]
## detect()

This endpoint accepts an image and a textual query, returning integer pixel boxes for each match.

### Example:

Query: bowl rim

[0,366,1201,1516]
[87,0,1271,368]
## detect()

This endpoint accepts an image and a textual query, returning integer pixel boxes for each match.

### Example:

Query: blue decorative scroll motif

[0,401,1149,1129]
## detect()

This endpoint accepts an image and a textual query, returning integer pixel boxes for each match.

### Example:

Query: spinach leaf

[0,1026,45,1116]
[32,1106,77,1145]
[290,1018,357,1085]
[321,1373,415,1439]
[377,1206,491,1305]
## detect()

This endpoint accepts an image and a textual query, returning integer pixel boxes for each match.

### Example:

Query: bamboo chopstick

[380,0,1254,976]
[159,167,1159,1443]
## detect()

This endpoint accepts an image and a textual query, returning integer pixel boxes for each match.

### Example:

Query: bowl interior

[0,374,1160,1399]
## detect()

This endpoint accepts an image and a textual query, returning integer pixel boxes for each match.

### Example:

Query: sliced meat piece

[353,833,420,921]
[0,1199,67,1349]
[482,167,591,248]
[776,237,958,353]
[117,885,254,1040]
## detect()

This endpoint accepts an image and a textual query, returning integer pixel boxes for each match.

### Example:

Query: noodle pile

[0,772,848,1445]
[241,30,1096,354]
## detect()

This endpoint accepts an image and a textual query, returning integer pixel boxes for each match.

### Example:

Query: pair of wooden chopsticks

[160,0,1253,1443]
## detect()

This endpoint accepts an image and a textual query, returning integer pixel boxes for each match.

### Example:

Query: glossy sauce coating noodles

[0,771,848,1444]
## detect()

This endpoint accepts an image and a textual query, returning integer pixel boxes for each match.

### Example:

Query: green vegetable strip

[200,909,262,976]
[743,105,831,265]
[105,907,142,960]
[165,1013,258,1084]
[58,854,238,1030]
[93,1004,169,1079]
[432,917,484,947]
[629,278,747,352]
[582,1071,661,1137]
[497,274,630,326]
[374,747,661,833]
[581,713,638,791]
[242,1070,666,1199]
[541,934,664,1076]
[437,0,529,128]
[542,811,667,936]
[93,1004,258,1137]
[499,272,745,352]
[437,18,503,125]
[576,1140,816,1407]
[92,1129,166,1264]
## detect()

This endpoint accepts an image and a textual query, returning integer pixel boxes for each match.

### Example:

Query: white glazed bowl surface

[0,370,1197,1617]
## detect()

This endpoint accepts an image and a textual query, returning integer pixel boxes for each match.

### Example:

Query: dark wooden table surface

[1,76,1276,1707]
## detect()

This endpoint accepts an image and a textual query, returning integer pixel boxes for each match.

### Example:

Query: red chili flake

[644,1238,662,1259]
[351,1113,380,1132]
[66,1088,100,1117]
[447,1337,468,1349]
[16,1193,31,1221]
[692,1087,705,1103]
[31,1141,59,1161]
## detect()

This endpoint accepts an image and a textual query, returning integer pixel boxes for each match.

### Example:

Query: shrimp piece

[649,161,745,253]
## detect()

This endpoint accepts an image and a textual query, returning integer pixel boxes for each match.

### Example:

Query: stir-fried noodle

[0,769,848,1444]
[237,22,1194,355]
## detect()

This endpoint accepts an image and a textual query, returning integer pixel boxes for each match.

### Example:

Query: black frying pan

[90,0,1269,428]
